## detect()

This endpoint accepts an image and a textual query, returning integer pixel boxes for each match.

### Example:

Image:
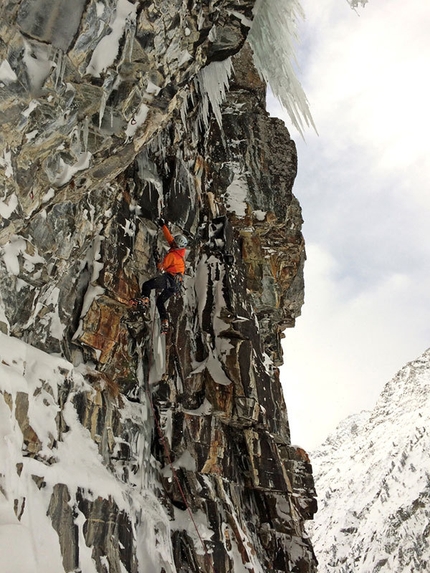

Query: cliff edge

[0,1,317,571]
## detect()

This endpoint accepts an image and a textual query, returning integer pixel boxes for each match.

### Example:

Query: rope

[142,342,217,573]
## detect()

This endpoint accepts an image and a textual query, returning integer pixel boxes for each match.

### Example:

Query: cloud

[299,0,430,174]
[268,0,430,449]
[281,243,430,450]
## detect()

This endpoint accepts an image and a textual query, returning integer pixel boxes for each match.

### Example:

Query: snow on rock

[1,235,45,277]
[86,0,138,77]
[0,60,18,84]
[0,331,177,573]
[49,151,92,187]
[0,0,316,571]
[0,150,14,179]
[310,348,430,572]
[224,164,249,217]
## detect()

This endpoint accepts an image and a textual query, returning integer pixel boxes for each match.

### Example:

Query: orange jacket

[157,225,186,275]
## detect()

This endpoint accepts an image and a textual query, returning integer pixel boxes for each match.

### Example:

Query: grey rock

[17,0,88,51]
[0,2,316,572]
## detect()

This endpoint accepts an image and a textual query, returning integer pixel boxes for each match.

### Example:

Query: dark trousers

[141,273,177,320]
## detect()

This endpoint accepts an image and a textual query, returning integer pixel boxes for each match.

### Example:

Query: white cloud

[281,243,430,450]
[300,0,430,174]
[269,0,430,450]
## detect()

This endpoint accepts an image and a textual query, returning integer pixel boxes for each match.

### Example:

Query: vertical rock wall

[0,1,317,572]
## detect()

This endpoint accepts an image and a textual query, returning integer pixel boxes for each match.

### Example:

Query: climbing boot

[160,319,169,334]
[129,297,149,312]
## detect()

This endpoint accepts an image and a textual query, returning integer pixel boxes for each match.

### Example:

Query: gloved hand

[157,217,166,227]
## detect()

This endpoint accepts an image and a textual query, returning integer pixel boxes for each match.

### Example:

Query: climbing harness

[172,272,184,295]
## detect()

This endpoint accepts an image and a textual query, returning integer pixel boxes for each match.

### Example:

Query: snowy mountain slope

[310,348,430,572]
[0,332,174,573]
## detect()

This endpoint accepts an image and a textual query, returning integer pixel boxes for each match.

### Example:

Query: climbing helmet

[174,234,188,248]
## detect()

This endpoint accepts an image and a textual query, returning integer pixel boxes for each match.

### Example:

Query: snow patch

[79,236,105,317]
[42,188,55,203]
[125,103,149,139]
[0,149,14,178]
[172,450,196,472]
[206,352,233,386]
[182,398,213,417]
[225,166,249,217]
[1,235,45,276]
[146,80,161,95]
[21,100,39,118]
[86,0,137,77]
[25,129,39,142]
[22,39,54,92]
[171,507,214,555]
[0,193,18,218]
[0,60,17,84]
[50,151,92,187]
[253,210,267,221]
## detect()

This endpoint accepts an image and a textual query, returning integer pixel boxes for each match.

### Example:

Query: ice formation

[249,0,317,136]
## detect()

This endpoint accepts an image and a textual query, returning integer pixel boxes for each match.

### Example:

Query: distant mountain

[309,348,430,572]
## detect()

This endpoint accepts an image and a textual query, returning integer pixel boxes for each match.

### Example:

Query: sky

[267,0,430,450]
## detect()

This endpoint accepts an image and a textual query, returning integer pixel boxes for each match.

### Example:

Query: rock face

[0,1,316,572]
[310,349,430,572]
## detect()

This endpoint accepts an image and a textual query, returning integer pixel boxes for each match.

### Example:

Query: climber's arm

[161,224,175,247]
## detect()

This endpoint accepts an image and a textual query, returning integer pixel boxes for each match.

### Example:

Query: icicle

[82,116,89,152]
[196,58,233,129]
[99,92,108,129]
[98,72,118,128]
[54,49,66,89]
[123,14,136,64]
[248,0,317,136]
[136,151,163,213]
[347,0,368,8]
[180,93,189,132]
[69,125,81,156]
[197,8,205,30]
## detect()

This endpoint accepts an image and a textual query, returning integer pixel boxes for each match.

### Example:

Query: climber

[130,218,188,333]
